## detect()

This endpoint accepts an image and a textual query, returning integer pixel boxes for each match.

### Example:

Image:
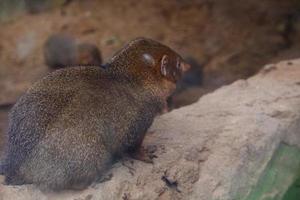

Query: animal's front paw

[131,145,158,163]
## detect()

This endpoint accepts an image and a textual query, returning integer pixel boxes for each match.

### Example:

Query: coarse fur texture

[1,37,189,191]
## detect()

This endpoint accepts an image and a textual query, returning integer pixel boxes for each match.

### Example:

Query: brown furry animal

[1,38,190,191]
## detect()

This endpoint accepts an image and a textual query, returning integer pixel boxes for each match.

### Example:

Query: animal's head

[110,37,190,84]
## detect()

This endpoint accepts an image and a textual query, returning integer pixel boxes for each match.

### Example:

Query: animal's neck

[106,61,170,112]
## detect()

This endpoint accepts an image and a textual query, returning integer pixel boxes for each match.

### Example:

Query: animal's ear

[160,55,169,77]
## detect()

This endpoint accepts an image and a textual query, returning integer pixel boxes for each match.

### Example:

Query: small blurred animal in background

[44,33,102,70]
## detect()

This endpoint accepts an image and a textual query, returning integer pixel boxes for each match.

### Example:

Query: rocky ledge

[1,59,300,200]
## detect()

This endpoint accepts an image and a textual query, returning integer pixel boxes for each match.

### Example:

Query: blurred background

[1,0,300,157]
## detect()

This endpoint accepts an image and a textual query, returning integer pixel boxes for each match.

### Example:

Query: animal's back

[2,66,158,190]
[3,69,79,184]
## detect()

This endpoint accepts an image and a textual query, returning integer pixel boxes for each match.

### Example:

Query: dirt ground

[0,0,300,152]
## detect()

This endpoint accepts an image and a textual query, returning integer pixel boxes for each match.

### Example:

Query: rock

[0,0,25,22]
[16,32,37,61]
[0,0,68,22]
[1,59,300,199]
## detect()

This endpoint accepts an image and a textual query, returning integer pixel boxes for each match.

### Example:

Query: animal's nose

[180,62,191,73]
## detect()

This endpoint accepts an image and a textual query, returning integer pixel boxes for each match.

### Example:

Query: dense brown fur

[1,38,189,191]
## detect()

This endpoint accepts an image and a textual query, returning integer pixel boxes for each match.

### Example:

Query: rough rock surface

[1,59,300,199]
